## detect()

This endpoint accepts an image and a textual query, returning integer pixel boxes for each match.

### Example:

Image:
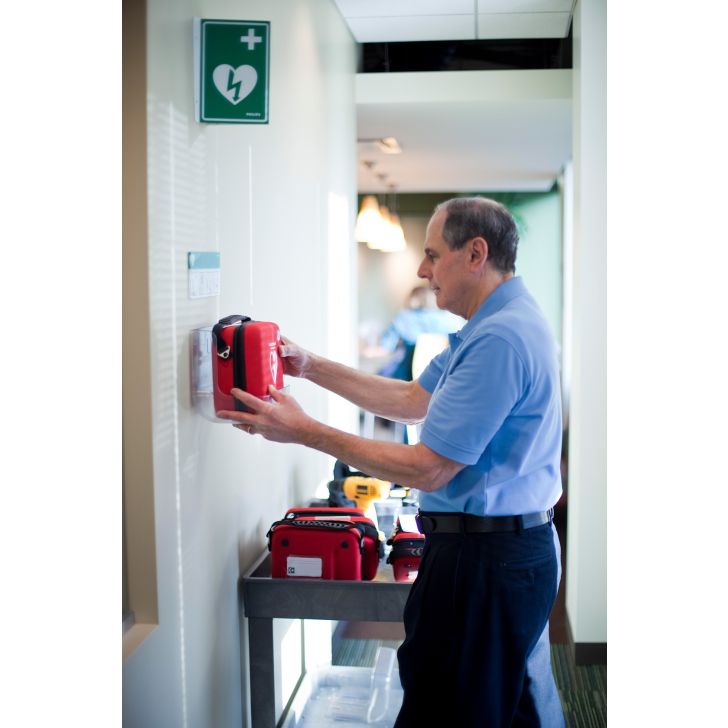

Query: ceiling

[333,0,575,43]
[333,0,575,194]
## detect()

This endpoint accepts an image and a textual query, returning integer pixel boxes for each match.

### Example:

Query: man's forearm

[304,355,426,424]
[218,384,463,489]
[299,419,459,492]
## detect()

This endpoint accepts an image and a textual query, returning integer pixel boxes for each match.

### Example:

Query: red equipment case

[268,507,383,580]
[211,315,284,413]
[386,519,425,582]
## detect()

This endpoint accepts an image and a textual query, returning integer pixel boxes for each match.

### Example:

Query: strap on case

[267,518,368,552]
[212,315,251,358]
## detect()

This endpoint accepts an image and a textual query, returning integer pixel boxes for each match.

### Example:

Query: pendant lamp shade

[367,205,390,250]
[356,194,407,252]
[384,211,407,252]
[374,206,406,252]
[355,195,383,245]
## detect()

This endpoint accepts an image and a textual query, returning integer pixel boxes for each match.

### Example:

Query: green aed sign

[194,18,270,124]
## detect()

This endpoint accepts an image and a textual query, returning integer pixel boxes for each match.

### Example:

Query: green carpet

[332,639,606,728]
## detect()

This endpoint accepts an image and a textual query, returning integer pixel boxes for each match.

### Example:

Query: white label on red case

[408,571,419,580]
[399,514,419,534]
[287,556,322,577]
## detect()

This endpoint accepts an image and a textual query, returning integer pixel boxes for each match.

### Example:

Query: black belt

[416,509,554,535]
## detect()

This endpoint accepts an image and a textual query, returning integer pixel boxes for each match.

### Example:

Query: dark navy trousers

[394,522,564,727]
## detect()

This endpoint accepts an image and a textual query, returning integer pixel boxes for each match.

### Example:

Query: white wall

[565,0,607,648]
[123,1,357,726]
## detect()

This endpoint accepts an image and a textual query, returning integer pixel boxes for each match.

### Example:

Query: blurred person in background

[377,285,463,382]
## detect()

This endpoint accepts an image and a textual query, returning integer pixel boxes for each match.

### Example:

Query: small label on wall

[188,251,220,299]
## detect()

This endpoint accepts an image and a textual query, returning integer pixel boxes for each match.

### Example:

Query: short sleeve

[419,334,527,465]
[416,347,450,393]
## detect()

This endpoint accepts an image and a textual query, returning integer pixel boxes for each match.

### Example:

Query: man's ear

[468,236,488,270]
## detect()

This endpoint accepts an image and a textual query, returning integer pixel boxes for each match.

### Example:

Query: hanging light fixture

[355,162,407,252]
[374,205,406,252]
[385,210,407,252]
[376,185,407,252]
[355,195,384,245]
[373,205,393,251]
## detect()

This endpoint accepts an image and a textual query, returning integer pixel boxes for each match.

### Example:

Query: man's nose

[417,259,429,279]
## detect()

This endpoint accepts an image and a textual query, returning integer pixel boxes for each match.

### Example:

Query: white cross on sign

[240,28,262,51]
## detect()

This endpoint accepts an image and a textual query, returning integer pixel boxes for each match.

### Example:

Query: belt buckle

[415,513,423,534]
[415,513,436,534]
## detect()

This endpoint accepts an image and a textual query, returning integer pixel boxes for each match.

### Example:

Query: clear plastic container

[190,327,227,422]
[291,647,403,728]
[373,500,403,542]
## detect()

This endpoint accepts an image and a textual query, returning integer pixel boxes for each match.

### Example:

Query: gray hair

[434,197,519,274]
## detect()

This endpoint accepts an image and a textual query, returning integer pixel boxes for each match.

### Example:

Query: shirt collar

[454,276,526,341]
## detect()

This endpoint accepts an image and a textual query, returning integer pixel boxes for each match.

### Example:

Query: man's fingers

[279,336,300,358]
[267,385,286,402]
[230,388,267,411]
[216,409,254,425]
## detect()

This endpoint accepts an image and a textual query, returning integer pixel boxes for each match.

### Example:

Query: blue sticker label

[188,251,221,270]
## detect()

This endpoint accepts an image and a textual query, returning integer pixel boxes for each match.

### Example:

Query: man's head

[434,197,518,274]
[417,197,518,319]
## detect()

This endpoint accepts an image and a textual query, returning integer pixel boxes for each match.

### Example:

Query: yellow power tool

[327,475,391,512]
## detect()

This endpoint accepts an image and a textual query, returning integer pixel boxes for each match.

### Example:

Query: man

[219,197,564,727]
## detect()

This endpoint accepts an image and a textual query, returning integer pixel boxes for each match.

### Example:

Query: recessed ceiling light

[375,137,401,154]
[357,137,402,155]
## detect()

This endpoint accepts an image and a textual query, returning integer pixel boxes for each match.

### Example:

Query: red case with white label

[212,315,284,413]
[386,519,425,582]
[268,508,382,580]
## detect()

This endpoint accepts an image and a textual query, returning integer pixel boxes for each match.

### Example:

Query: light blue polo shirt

[417,276,562,516]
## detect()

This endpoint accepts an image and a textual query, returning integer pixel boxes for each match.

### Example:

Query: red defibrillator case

[211,315,284,413]
[268,507,383,580]
[386,518,425,582]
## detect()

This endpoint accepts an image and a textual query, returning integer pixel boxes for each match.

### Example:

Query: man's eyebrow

[423,246,435,255]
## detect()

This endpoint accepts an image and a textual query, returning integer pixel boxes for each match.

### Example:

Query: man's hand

[278,336,313,378]
[217,385,313,444]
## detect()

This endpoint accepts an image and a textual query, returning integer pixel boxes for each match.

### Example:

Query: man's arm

[302,419,464,491]
[306,355,430,424]
[217,387,465,491]
[280,337,430,424]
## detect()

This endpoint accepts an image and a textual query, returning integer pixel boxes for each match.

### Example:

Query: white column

[565,0,607,652]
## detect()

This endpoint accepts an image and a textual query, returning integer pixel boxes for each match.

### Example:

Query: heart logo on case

[270,351,279,384]
[212,64,258,105]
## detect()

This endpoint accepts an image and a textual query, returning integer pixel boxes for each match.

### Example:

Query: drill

[327,476,391,512]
